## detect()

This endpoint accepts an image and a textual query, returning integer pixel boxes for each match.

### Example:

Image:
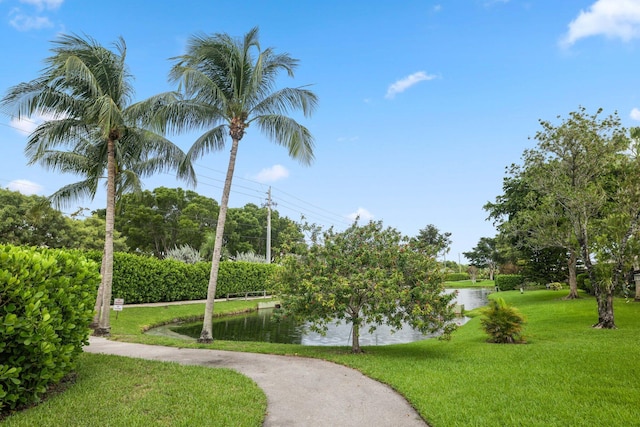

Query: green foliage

[480,297,526,343]
[83,251,277,304]
[444,272,470,282]
[0,245,99,413]
[548,282,563,291]
[0,188,74,249]
[274,220,456,353]
[116,188,218,257]
[164,244,202,264]
[3,353,266,426]
[577,273,593,295]
[411,224,451,257]
[233,251,267,263]
[495,274,524,290]
[463,237,502,279]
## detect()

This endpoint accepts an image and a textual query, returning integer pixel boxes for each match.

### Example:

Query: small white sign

[113,298,124,311]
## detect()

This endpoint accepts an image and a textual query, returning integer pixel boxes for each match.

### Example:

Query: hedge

[84,251,279,304]
[445,272,470,282]
[495,274,524,291]
[0,245,99,413]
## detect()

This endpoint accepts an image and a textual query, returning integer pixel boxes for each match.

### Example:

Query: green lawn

[444,279,495,288]
[5,292,640,426]
[2,353,266,427]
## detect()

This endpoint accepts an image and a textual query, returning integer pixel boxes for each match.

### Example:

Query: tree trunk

[593,286,616,329]
[89,256,106,329]
[94,138,116,337]
[199,138,240,343]
[351,321,362,354]
[564,248,579,299]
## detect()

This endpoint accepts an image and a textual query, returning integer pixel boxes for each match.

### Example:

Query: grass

[444,279,495,288]
[2,353,266,427]
[6,292,640,426]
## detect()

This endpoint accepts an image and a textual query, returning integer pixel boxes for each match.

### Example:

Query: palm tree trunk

[90,256,106,329]
[94,138,116,336]
[199,138,240,343]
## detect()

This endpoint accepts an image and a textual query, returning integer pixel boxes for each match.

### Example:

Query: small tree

[468,265,478,283]
[275,220,457,353]
[464,237,502,280]
[480,298,526,344]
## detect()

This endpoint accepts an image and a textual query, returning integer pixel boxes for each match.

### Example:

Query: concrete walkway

[86,337,428,427]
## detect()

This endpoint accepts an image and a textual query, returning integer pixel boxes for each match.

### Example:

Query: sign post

[114,298,124,319]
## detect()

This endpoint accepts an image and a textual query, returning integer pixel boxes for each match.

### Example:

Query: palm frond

[184,125,227,162]
[251,87,318,118]
[254,115,315,165]
[48,178,100,210]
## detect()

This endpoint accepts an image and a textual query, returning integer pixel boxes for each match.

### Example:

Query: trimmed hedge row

[84,251,278,304]
[445,272,470,282]
[0,245,99,413]
[495,274,524,291]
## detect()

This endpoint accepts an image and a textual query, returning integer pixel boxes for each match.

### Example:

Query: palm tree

[143,27,317,342]
[1,34,194,336]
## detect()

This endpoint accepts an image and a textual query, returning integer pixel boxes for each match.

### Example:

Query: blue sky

[1,0,640,261]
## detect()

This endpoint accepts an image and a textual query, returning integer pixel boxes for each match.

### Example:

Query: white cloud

[20,0,63,10]
[253,164,289,183]
[631,108,640,121]
[346,207,374,222]
[9,111,64,135]
[385,71,438,99]
[560,0,640,47]
[9,12,53,31]
[7,179,44,195]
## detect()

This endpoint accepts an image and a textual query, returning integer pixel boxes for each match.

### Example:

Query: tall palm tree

[1,34,194,336]
[144,27,317,342]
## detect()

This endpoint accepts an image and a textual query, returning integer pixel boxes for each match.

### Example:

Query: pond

[147,288,491,346]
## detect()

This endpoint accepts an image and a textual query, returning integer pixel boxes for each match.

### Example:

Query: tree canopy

[275,220,457,353]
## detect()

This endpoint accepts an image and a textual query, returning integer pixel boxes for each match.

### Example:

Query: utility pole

[264,187,276,264]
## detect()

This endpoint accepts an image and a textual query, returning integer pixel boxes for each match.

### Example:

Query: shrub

[480,297,526,344]
[577,273,593,295]
[165,245,202,264]
[0,245,99,413]
[445,272,469,282]
[495,274,524,291]
[233,251,267,263]
[83,251,278,304]
[548,282,563,291]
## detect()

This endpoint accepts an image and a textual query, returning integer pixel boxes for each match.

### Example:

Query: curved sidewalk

[86,337,428,427]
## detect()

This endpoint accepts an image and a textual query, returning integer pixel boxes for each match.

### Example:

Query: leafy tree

[486,165,579,296]
[69,214,128,252]
[139,28,318,342]
[523,107,634,328]
[1,34,191,336]
[0,188,73,248]
[274,220,457,353]
[225,205,263,256]
[116,187,218,257]
[411,224,452,257]
[463,237,502,280]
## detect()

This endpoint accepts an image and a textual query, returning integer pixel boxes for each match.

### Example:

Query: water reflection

[160,288,491,346]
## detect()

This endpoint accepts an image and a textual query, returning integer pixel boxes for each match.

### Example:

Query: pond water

[148,288,491,346]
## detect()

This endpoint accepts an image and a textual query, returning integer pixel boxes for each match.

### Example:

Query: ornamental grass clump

[480,297,526,343]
